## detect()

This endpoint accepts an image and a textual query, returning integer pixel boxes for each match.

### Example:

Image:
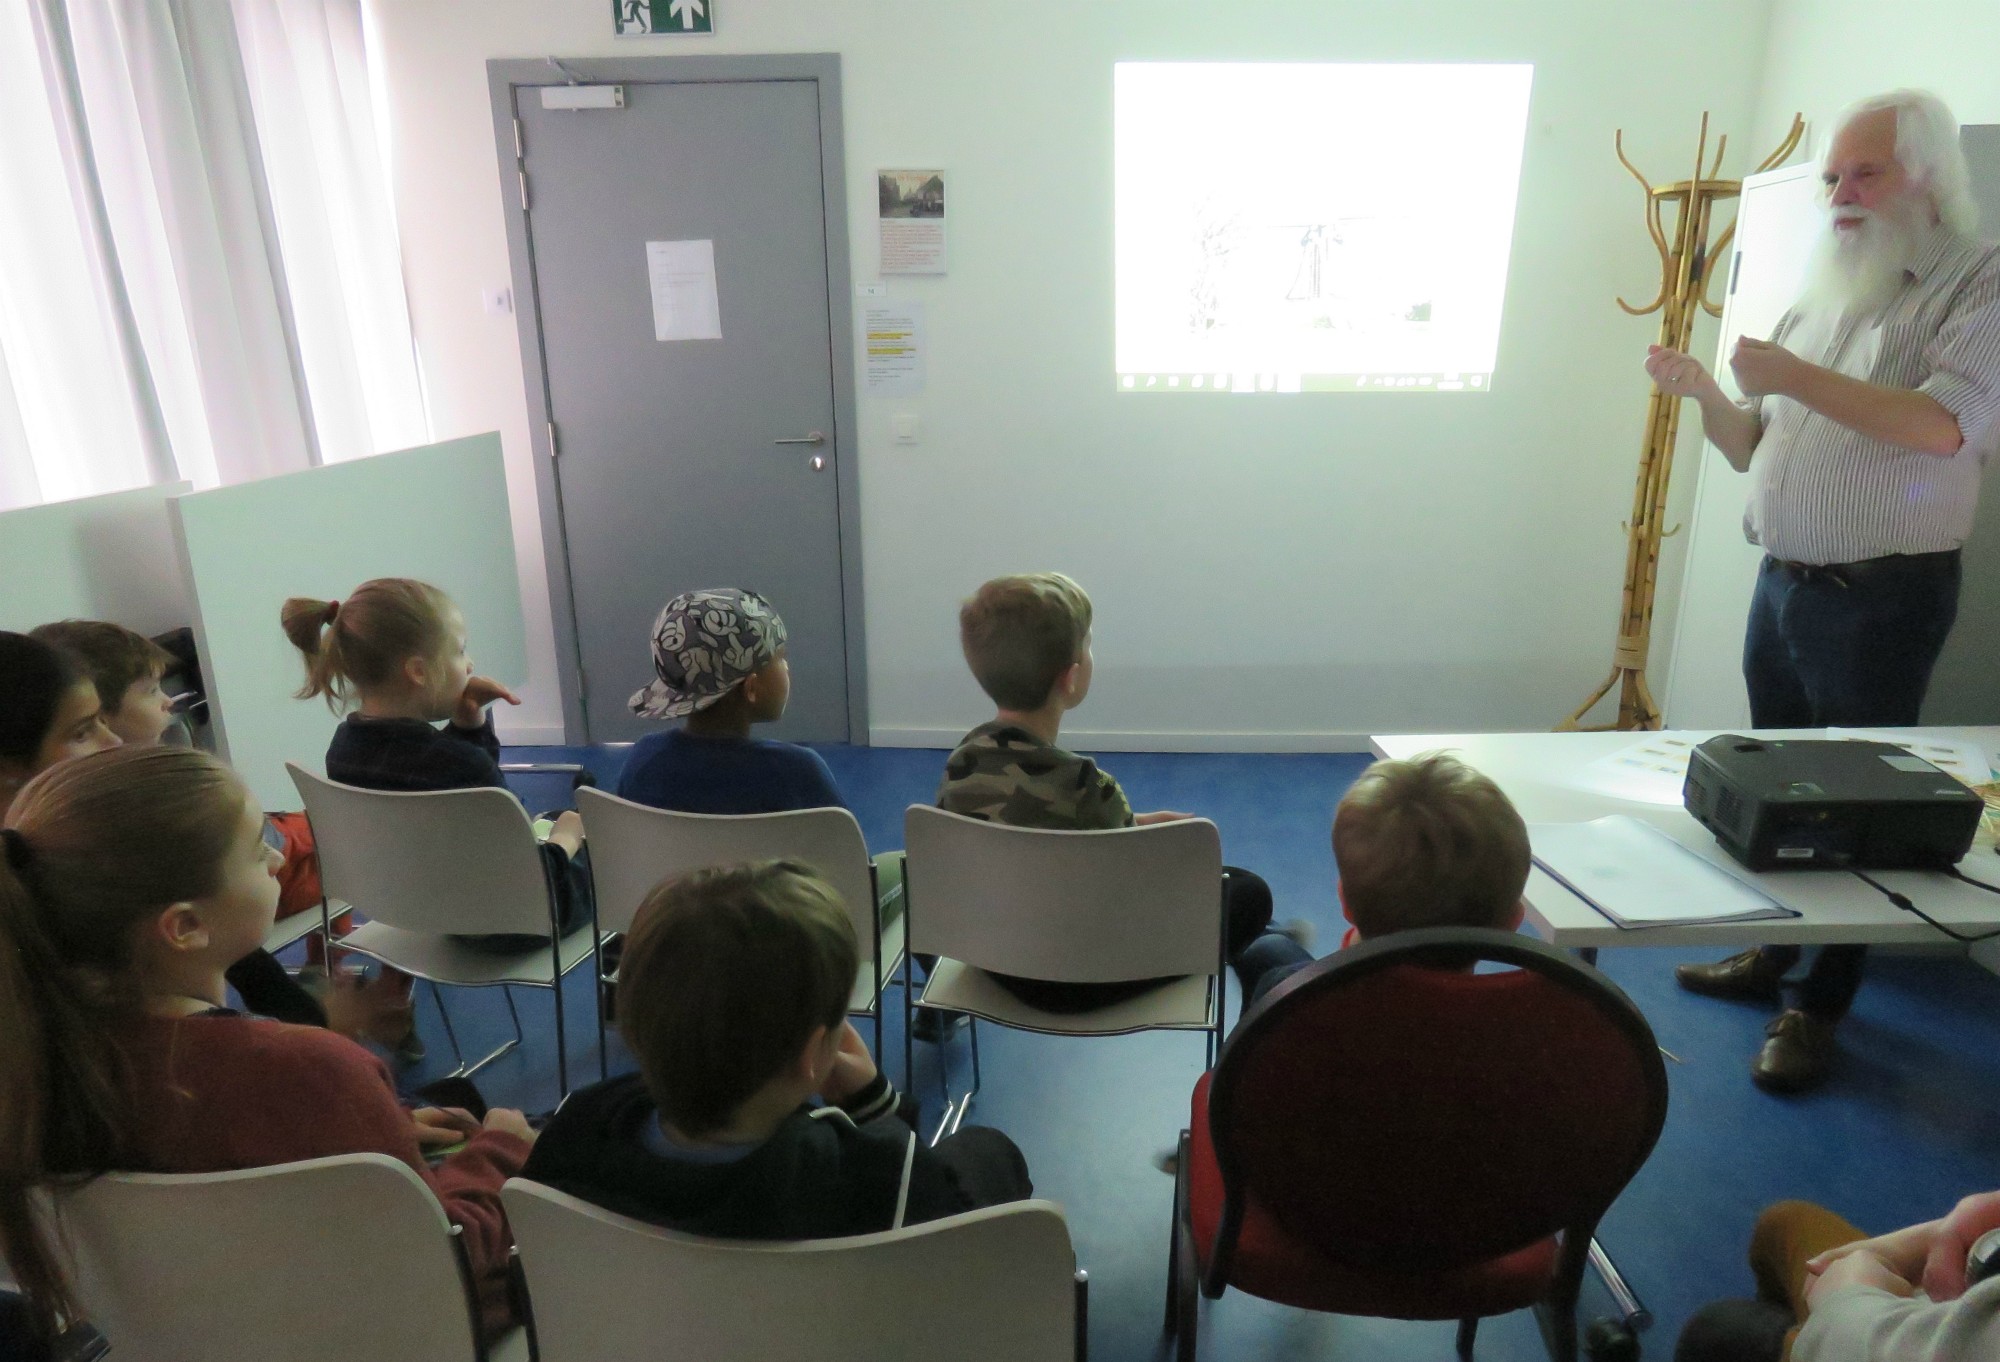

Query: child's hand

[410,1106,481,1148]
[545,809,585,857]
[454,676,521,729]
[820,1022,880,1106]
[1135,810,1196,826]
[481,1108,538,1145]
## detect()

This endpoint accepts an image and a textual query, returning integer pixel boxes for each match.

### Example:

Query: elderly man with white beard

[1644,90,2000,1094]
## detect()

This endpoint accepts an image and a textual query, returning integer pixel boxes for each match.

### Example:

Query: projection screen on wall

[1114,62,1534,394]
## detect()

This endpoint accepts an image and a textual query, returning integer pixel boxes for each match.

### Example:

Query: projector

[1683,735,1984,872]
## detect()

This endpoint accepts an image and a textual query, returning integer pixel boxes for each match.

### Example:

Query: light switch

[893,413,921,444]
[482,286,514,317]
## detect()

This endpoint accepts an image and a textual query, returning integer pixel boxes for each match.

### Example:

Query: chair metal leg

[433,980,520,1080]
[1457,1316,1478,1359]
[1587,1236,1651,1330]
[902,950,916,1097]
[1163,1132,1187,1331]
[552,967,570,1100]
[1168,1208,1192,1352]
[1073,1270,1089,1362]
[930,1018,981,1147]
[593,936,610,1085]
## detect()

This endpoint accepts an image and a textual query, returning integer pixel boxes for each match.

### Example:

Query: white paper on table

[1568,734,1706,806]
[1530,816,1799,928]
[1826,730,1994,787]
[863,302,925,395]
[646,239,722,341]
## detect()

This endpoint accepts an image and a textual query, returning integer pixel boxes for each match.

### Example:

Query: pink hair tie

[324,600,342,625]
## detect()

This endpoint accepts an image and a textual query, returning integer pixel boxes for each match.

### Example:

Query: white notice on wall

[877,169,947,274]
[646,239,722,341]
[864,303,925,395]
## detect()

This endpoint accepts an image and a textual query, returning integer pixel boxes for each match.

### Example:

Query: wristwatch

[1967,1228,2000,1287]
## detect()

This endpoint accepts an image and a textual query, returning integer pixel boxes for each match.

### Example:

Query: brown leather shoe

[1675,948,1788,1003]
[1753,1010,1837,1093]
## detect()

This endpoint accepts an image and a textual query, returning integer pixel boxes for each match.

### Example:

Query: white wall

[1751,0,2000,148]
[371,0,1776,748]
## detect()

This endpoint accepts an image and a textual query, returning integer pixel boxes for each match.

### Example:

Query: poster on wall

[878,169,947,274]
[613,0,714,36]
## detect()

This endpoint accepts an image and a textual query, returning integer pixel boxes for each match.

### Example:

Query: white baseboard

[495,722,570,747]
[867,727,1380,754]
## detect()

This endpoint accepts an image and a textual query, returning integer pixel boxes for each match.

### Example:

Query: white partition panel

[1662,163,1822,729]
[0,482,193,635]
[172,435,527,811]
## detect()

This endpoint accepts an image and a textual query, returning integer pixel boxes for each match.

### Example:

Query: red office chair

[1166,927,1668,1362]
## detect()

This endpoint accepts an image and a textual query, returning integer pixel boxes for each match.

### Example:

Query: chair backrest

[502,1179,1078,1362]
[575,789,877,948]
[288,763,554,936]
[50,1154,481,1362]
[903,805,1223,982]
[1206,927,1669,1275]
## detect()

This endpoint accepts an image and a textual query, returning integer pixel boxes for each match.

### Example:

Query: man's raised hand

[1645,345,1718,399]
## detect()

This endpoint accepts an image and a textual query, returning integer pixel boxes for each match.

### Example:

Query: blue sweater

[616,729,847,815]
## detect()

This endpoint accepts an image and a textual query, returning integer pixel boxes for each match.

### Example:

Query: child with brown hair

[1230,751,1530,1004]
[281,578,590,940]
[0,746,534,1353]
[938,573,1297,1012]
[26,619,178,747]
[522,860,1031,1239]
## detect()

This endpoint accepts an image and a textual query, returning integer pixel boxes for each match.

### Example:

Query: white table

[1370,729,2000,952]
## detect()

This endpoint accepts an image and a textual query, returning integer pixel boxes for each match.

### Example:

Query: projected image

[1114,63,1533,393]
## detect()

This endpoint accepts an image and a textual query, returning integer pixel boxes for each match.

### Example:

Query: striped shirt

[1743,227,2000,565]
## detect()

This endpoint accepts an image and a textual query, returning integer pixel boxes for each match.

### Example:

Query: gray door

[508,68,856,743]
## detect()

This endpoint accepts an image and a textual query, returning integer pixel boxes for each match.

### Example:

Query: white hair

[1826,89,1978,235]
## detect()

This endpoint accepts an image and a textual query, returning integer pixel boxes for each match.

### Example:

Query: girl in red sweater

[0,745,535,1352]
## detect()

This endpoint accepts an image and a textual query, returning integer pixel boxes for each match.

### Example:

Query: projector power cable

[1846,867,2000,944]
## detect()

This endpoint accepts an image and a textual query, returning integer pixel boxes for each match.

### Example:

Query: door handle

[774,430,827,447]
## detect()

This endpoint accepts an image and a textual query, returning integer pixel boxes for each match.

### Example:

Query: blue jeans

[1740,549,1962,1019]
[1233,931,1315,1011]
[1742,550,1960,729]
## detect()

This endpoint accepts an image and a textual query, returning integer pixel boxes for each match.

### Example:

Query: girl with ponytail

[282,578,591,943]
[0,747,535,1349]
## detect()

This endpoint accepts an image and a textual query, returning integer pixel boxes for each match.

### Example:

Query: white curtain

[232,0,428,464]
[0,0,169,508]
[0,0,425,512]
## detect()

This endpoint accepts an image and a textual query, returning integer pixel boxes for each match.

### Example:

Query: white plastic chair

[902,806,1226,1139]
[288,764,604,1098]
[574,788,906,1056]
[502,1179,1086,1361]
[49,1154,528,1362]
[261,905,326,955]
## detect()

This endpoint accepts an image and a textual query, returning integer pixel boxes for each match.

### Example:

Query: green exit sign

[614,0,714,35]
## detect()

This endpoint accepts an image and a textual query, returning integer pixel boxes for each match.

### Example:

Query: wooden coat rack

[1559,112,1806,732]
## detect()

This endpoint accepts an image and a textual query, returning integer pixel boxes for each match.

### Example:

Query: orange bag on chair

[267,812,350,960]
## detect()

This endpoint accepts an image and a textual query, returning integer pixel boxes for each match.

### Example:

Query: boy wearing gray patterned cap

[616,588,848,815]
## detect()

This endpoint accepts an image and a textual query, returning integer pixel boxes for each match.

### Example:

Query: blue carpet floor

[277,742,2000,1362]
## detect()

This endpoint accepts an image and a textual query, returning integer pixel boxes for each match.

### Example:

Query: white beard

[1798,197,1930,318]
